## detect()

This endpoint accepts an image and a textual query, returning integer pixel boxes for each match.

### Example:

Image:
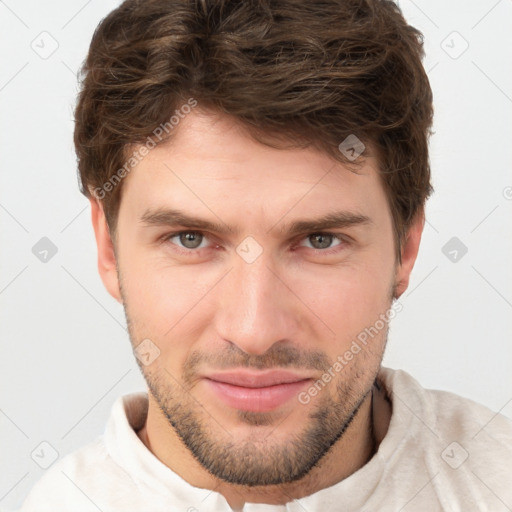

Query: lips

[203,370,313,412]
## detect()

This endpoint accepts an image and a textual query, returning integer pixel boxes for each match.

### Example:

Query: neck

[137,384,390,508]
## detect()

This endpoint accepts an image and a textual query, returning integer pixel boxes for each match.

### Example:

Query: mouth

[202,370,314,413]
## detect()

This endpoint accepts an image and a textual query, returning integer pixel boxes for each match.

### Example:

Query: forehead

[119,110,388,224]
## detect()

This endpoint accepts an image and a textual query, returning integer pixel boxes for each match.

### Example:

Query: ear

[393,212,424,299]
[89,198,122,304]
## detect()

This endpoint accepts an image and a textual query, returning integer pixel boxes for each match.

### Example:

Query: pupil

[180,232,202,249]
[311,234,332,249]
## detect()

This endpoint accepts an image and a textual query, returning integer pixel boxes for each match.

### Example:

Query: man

[20,0,512,510]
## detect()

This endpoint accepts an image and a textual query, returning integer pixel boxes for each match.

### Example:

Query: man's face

[111,110,400,486]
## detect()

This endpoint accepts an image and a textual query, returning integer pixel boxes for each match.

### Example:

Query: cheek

[120,266,201,376]
[119,249,220,346]
[290,258,394,343]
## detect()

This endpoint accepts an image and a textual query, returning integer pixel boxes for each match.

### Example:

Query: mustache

[182,343,330,382]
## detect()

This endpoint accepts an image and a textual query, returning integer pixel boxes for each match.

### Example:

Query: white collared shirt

[19,368,512,511]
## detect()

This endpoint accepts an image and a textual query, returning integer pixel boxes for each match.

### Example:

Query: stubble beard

[119,271,392,487]
[131,341,383,487]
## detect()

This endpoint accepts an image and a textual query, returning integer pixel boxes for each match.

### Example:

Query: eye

[165,231,209,250]
[299,233,343,250]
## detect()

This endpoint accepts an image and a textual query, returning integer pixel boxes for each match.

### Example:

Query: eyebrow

[139,207,372,237]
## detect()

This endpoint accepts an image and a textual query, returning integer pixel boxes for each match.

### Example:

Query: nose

[213,249,300,355]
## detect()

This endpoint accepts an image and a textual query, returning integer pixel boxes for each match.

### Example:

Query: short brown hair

[74,0,433,256]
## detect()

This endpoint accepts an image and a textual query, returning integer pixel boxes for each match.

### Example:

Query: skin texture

[90,109,423,507]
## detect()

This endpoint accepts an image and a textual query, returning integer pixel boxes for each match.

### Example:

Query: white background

[0,1,511,510]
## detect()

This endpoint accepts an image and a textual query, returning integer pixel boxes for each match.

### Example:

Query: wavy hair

[74,0,434,256]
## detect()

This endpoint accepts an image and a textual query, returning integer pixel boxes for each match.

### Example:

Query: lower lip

[204,378,311,412]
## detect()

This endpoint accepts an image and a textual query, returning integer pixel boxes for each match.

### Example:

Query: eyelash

[160,231,217,256]
[160,231,348,256]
